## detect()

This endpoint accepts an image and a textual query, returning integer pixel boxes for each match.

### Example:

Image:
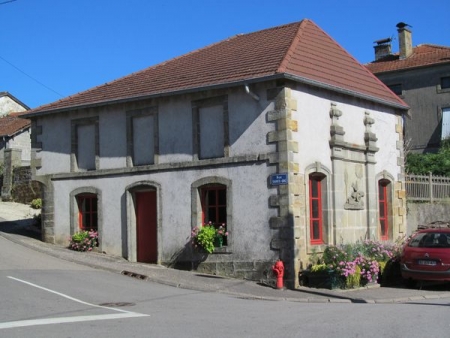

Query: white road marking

[1,276,149,329]
[0,313,148,329]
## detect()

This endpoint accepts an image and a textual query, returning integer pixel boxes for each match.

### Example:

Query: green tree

[406,139,450,176]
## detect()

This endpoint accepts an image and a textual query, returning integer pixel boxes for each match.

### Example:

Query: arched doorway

[134,189,157,263]
[126,182,159,264]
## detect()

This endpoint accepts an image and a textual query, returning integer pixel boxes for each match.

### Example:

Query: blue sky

[1,0,449,109]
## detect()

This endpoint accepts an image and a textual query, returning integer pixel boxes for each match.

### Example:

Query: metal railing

[405,173,450,202]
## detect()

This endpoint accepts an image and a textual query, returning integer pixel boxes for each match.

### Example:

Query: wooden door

[135,190,157,263]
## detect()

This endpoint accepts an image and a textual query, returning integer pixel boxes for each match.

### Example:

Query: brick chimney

[374,38,392,61]
[397,22,413,59]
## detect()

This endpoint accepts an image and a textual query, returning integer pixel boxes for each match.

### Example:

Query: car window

[408,232,450,248]
[408,233,426,247]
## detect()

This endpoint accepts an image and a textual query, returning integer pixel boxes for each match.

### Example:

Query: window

[126,107,158,167]
[441,108,450,140]
[77,194,98,231]
[192,96,229,160]
[71,117,99,172]
[387,84,402,96]
[200,184,227,245]
[309,173,326,244]
[378,180,391,241]
[408,232,450,248]
[441,76,450,90]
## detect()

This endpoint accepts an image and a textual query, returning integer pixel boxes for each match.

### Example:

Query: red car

[401,228,450,283]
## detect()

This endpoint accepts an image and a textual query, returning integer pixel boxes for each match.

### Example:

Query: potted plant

[191,222,228,253]
[215,224,228,247]
[69,230,98,252]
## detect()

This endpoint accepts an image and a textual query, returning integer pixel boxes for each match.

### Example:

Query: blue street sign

[270,173,288,186]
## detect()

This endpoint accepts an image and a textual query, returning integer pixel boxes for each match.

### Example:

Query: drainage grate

[99,302,135,307]
[121,270,148,280]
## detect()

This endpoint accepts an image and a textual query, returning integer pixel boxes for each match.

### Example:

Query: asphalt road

[1,235,450,338]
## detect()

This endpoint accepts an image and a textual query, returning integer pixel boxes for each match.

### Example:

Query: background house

[366,23,450,154]
[0,92,30,165]
[24,20,408,288]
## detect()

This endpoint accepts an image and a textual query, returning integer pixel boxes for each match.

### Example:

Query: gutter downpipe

[245,84,260,101]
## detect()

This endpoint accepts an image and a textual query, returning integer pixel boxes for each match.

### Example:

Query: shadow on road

[0,219,41,240]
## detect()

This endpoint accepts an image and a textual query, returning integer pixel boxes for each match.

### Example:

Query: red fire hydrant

[272,260,284,289]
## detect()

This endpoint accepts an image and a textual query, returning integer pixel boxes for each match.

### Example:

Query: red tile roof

[0,112,30,137]
[27,19,407,115]
[366,44,450,74]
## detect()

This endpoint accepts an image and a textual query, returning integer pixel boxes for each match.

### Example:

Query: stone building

[366,23,450,154]
[0,92,30,165]
[24,19,409,288]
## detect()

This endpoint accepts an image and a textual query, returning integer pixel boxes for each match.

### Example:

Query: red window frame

[200,185,226,225]
[378,180,389,240]
[309,175,324,244]
[77,194,98,231]
[200,185,227,246]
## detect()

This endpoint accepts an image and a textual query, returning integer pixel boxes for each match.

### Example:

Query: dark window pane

[218,207,226,224]
[380,220,386,236]
[207,191,216,205]
[379,203,385,216]
[312,221,320,239]
[85,199,91,212]
[379,186,385,200]
[311,200,319,218]
[207,207,216,223]
[218,189,226,205]
[441,77,450,89]
[311,179,318,197]
[92,217,98,229]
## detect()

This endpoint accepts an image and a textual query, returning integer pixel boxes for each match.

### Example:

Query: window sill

[213,246,232,254]
[436,85,450,94]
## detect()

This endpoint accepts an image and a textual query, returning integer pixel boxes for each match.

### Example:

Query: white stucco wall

[293,87,401,179]
[0,96,27,116]
[36,86,277,176]
[6,129,31,164]
[51,163,278,261]
[39,84,278,262]
[291,84,402,244]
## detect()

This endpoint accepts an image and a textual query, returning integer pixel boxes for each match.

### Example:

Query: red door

[135,190,157,263]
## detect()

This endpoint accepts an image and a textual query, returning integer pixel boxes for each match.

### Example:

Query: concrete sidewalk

[1,201,450,304]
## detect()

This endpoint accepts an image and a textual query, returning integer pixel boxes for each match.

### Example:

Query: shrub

[191,225,217,253]
[69,230,98,252]
[191,223,229,253]
[346,265,361,288]
[30,198,42,209]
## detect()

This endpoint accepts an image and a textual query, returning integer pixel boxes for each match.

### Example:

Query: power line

[0,54,65,98]
[0,1,17,5]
